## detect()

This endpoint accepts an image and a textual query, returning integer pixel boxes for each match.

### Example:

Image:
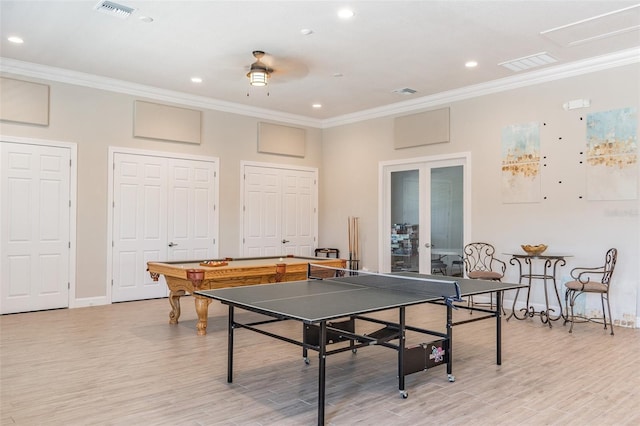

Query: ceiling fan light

[247,69,269,86]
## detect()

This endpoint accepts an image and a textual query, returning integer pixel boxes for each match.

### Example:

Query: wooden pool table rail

[147,256,346,335]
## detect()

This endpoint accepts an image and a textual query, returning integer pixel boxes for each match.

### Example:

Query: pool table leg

[195,295,212,335]
[168,290,184,324]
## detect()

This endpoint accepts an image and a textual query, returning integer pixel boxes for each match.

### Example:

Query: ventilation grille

[392,88,417,95]
[94,1,135,19]
[499,52,558,72]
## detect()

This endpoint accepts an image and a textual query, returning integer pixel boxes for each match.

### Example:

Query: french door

[380,154,469,274]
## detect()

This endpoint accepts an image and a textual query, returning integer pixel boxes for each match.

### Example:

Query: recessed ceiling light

[191,77,203,83]
[312,103,322,109]
[8,36,24,44]
[338,9,354,19]
[333,72,344,78]
[139,16,154,23]
[465,60,478,68]
[300,28,314,35]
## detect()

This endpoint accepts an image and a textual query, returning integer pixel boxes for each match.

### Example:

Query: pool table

[147,255,346,335]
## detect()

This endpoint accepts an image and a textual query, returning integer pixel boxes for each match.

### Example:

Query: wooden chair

[463,242,506,310]
[564,248,617,335]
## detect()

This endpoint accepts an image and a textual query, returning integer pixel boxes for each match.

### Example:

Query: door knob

[281,239,290,244]
[168,242,178,247]
[424,243,432,248]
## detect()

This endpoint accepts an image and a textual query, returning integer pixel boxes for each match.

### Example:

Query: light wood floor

[2,297,639,425]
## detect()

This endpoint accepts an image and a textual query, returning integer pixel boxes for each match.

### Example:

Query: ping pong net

[308,264,463,308]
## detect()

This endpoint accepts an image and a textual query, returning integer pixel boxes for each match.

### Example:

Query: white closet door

[167,159,217,261]
[281,169,315,256]
[112,153,168,302]
[111,153,218,302]
[1,142,71,313]
[243,166,282,256]
[242,164,317,257]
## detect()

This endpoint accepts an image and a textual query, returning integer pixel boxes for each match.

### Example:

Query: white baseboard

[71,296,109,309]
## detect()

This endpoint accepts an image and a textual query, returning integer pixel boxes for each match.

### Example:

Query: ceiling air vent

[499,52,558,72]
[392,88,417,95]
[94,1,135,19]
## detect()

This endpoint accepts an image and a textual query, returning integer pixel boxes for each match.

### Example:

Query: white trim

[378,152,471,273]
[324,48,640,128]
[2,47,638,129]
[0,58,322,129]
[0,135,78,309]
[72,296,109,308]
[106,146,220,304]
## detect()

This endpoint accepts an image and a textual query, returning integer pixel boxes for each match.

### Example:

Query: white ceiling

[1,1,639,126]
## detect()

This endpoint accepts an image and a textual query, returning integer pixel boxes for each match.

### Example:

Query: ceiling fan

[246,51,272,87]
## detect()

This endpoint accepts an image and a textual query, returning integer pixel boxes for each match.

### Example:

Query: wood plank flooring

[2,297,639,425]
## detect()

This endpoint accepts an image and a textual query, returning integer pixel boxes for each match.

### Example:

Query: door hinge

[68,282,70,289]
[69,159,72,167]
[111,280,114,287]
[68,241,71,249]
[69,200,71,207]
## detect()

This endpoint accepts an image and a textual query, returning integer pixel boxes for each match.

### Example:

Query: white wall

[0,78,323,299]
[320,64,640,326]
[1,63,638,326]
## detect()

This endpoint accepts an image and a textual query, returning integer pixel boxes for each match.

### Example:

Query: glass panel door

[381,155,467,275]
[390,170,419,272]
[430,166,464,276]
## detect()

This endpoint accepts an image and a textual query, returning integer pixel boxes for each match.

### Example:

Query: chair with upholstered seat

[564,248,617,335]
[463,242,506,310]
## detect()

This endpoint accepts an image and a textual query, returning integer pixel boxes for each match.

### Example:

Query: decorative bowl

[521,244,548,256]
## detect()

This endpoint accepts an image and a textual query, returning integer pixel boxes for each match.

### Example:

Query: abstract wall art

[585,107,638,200]
[501,122,541,203]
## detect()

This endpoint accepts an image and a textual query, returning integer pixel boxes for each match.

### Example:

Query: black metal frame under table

[506,253,570,327]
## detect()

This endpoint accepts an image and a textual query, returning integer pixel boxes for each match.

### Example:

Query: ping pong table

[195,266,525,425]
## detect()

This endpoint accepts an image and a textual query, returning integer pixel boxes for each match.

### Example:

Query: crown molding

[2,47,638,130]
[0,57,324,129]
[322,47,640,128]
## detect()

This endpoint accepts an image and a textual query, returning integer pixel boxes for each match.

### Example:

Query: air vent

[392,88,417,95]
[94,1,135,19]
[499,52,558,72]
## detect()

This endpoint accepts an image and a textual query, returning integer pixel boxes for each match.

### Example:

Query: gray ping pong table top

[196,273,522,323]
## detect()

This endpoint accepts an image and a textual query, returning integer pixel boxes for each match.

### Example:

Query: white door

[281,169,316,256]
[380,155,469,274]
[1,142,71,313]
[243,166,281,256]
[167,158,217,260]
[242,163,317,257]
[111,153,218,302]
[112,153,168,302]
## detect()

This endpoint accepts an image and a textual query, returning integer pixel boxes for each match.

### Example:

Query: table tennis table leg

[496,290,502,365]
[227,305,234,383]
[318,320,327,426]
[446,304,454,380]
[398,307,408,398]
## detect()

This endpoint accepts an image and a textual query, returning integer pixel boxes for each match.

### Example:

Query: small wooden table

[147,255,346,335]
